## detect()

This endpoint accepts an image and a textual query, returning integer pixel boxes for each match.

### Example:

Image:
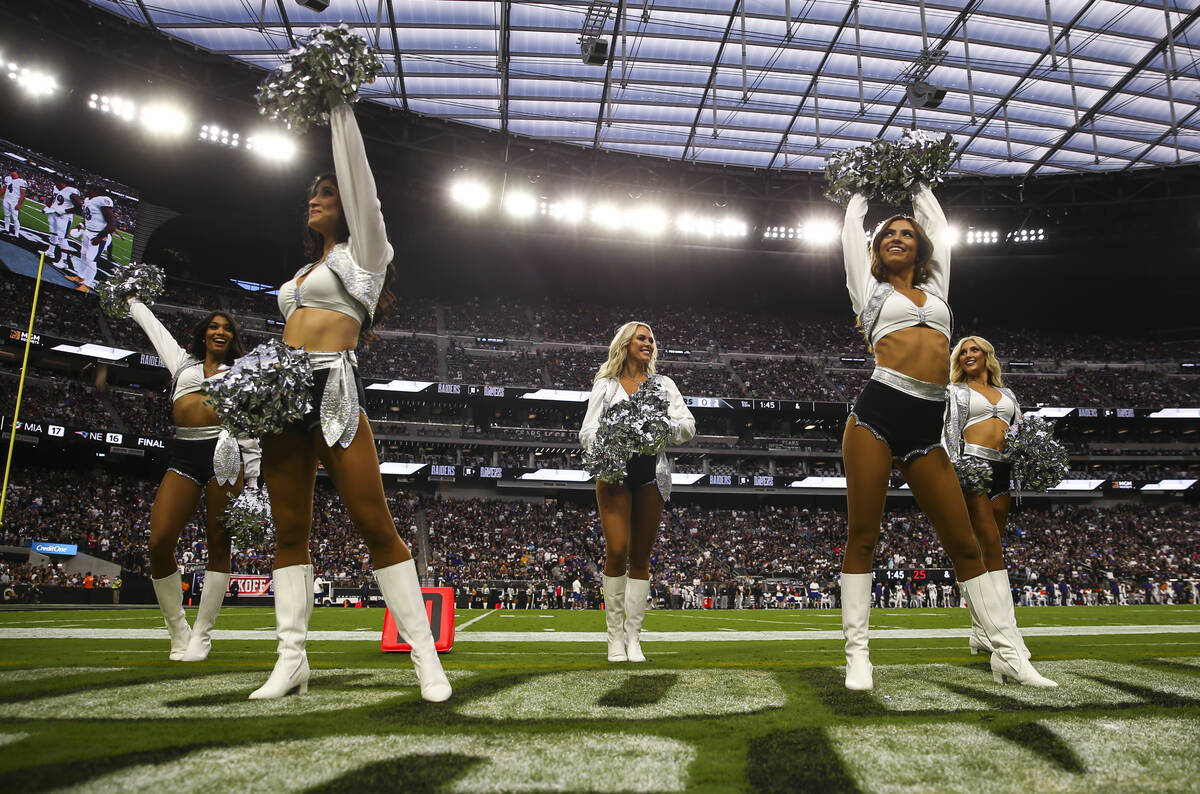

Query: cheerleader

[579,322,696,662]
[839,188,1054,689]
[943,335,1032,660]
[251,96,450,701]
[126,298,259,661]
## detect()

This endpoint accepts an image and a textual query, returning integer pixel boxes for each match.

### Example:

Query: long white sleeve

[127,298,187,373]
[578,379,610,451]
[913,184,950,296]
[841,194,872,314]
[662,376,696,445]
[329,100,393,275]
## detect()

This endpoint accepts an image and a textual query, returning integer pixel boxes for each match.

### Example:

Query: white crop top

[277,256,368,325]
[870,289,952,346]
[129,299,228,402]
[276,100,392,329]
[842,185,952,347]
[965,387,1016,430]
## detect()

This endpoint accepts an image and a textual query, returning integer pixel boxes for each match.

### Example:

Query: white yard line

[455,610,500,631]
[2,624,1198,643]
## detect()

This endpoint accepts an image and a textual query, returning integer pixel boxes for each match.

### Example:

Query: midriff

[964,419,1008,451]
[872,326,950,385]
[173,393,223,428]
[283,306,361,352]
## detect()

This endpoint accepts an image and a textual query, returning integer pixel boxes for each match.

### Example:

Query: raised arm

[913,184,950,296]
[127,298,187,373]
[329,99,393,274]
[663,377,696,445]
[841,194,872,315]
[578,379,609,451]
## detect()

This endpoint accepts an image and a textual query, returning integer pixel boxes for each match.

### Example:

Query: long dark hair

[300,171,397,341]
[868,214,935,286]
[302,172,350,259]
[189,312,244,365]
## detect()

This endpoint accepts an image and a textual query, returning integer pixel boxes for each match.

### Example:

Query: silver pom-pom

[203,340,313,437]
[955,455,994,495]
[583,376,671,484]
[256,23,384,132]
[95,261,166,319]
[224,484,274,550]
[1006,416,1070,493]
[825,129,956,207]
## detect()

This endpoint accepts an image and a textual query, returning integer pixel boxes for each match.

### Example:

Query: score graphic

[873,568,954,584]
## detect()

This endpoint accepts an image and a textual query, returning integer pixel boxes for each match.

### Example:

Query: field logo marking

[0,668,473,720]
[0,668,122,685]
[457,668,785,720]
[831,716,1200,793]
[0,731,29,748]
[49,732,696,794]
[865,660,1200,713]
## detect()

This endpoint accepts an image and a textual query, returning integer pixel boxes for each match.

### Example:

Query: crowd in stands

[546,348,601,388]
[0,466,423,590]
[732,357,843,401]
[3,465,1195,602]
[0,370,115,430]
[358,335,439,381]
[108,386,173,437]
[425,497,601,585]
[445,343,546,387]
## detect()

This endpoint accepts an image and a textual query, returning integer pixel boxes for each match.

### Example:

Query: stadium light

[246,131,297,162]
[199,123,241,148]
[1007,227,1046,243]
[590,203,623,231]
[965,227,998,245]
[8,62,57,97]
[632,206,668,236]
[139,103,189,136]
[677,214,714,237]
[449,177,490,210]
[88,94,137,121]
[503,190,538,218]
[547,198,585,224]
[801,219,837,244]
[717,217,747,238]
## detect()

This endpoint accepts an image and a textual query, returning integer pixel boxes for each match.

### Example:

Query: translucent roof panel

[88,0,1200,177]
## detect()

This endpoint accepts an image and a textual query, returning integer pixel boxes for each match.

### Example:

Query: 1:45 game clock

[873,568,954,584]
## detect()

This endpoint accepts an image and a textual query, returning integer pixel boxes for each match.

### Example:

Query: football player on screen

[67,184,116,292]
[43,178,80,266]
[1,169,27,238]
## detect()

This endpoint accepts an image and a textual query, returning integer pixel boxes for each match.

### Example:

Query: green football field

[1,605,1199,792]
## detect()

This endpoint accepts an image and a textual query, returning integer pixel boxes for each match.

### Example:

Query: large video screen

[0,138,138,295]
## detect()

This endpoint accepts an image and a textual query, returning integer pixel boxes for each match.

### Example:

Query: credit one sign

[32,541,78,555]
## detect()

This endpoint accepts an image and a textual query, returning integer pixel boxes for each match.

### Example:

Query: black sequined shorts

[624,453,658,491]
[850,373,947,462]
[283,364,367,436]
[167,436,219,486]
[969,455,1013,500]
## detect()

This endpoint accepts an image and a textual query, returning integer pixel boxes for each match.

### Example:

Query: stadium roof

[84,1,1199,178]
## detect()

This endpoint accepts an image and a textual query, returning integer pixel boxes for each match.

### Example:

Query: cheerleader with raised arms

[125,298,259,661]
[838,187,1055,690]
[251,95,450,702]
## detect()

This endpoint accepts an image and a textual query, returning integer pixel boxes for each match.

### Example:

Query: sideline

[0,624,1198,643]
